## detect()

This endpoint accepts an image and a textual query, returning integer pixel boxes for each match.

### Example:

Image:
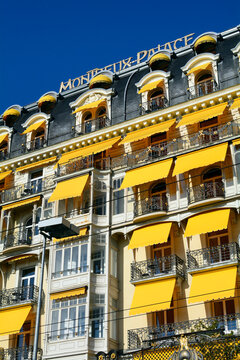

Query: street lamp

[32,217,79,360]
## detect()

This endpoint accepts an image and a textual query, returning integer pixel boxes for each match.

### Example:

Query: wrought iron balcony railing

[134,197,168,217]
[56,156,110,177]
[187,242,240,271]
[140,95,168,115]
[22,137,47,153]
[131,255,186,282]
[187,181,225,205]
[128,312,240,349]
[188,79,219,99]
[1,176,55,204]
[0,285,39,308]
[73,116,111,136]
[0,346,42,360]
[3,231,33,250]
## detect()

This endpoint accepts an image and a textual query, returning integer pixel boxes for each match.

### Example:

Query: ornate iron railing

[188,79,219,99]
[73,116,111,136]
[0,286,39,308]
[3,231,33,250]
[56,156,110,176]
[187,181,225,205]
[140,95,168,115]
[1,176,55,204]
[134,196,168,217]
[22,137,47,153]
[187,242,240,271]
[0,346,42,360]
[131,255,186,282]
[128,313,240,349]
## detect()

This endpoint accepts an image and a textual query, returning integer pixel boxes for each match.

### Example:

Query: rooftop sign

[59,33,195,93]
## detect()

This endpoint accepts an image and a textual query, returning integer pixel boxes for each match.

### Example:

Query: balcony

[131,255,186,283]
[187,242,240,272]
[3,231,32,251]
[56,156,110,177]
[22,137,47,153]
[0,346,42,360]
[1,176,55,204]
[187,181,225,207]
[128,312,240,349]
[0,285,39,309]
[73,116,111,136]
[134,197,168,220]
[188,79,219,99]
[140,95,168,115]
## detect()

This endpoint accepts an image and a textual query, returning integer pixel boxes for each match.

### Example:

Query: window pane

[51,310,59,340]
[81,244,88,272]
[78,305,86,336]
[71,246,79,274]
[60,309,68,339]
[55,250,62,278]
[69,307,76,338]
[63,248,71,276]
[110,311,117,340]
[111,249,117,277]
[113,189,124,215]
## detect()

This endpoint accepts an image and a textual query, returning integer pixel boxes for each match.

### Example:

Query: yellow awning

[16,156,57,172]
[22,120,46,135]
[2,108,20,121]
[38,95,56,107]
[172,142,228,177]
[72,99,106,114]
[48,174,89,202]
[0,133,8,145]
[120,158,173,189]
[2,196,41,212]
[176,102,228,128]
[233,138,240,146]
[119,119,175,145]
[194,35,216,49]
[0,170,12,182]
[186,62,212,75]
[50,287,86,300]
[129,222,172,249]
[138,79,164,94]
[189,266,237,304]
[89,75,112,88]
[0,305,32,335]
[53,227,88,243]
[184,209,230,237]
[57,137,121,166]
[230,98,240,110]
[8,254,36,263]
[130,278,176,315]
[149,53,170,66]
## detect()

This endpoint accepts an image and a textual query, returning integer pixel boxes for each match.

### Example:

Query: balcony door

[213,299,236,332]
[202,168,224,200]
[21,268,35,301]
[199,117,219,144]
[30,169,43,194]
[155,299,174,337]
[208,230,230,264]
[153,238,171,274]
[16,321,31,360]
[150,182,167,212]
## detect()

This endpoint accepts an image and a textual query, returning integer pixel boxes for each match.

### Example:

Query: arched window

[150,182,168,212]
[31,127,45,150]
[83,111,93,134]
[96,107,107,130]
[196,71,214,96]
[25,217,33,245]
[148,89,165,112]
[202,167,224,199]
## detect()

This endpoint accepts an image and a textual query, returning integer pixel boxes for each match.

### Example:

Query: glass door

[16,321,31,360]
[21,268,35,301]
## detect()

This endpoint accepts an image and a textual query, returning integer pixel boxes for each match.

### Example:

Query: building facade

[0,25,240,360]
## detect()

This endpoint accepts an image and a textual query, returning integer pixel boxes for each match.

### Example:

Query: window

[53,242,88,278]
[92,248,105,274]
[51,297,86,340]
[207,230,230,264]
[0,140,8,160]
[199,117,219,144]
[31,128,45,150]
[110,298,118,341]
[213,299,236,331]
[25,217,33,245]
[43,198,53,218]
[21,268,35,301]
[93,195,106,215]
[110,248,118,278]
[235,150,240,184]
[113,178,124,215]
[150,182,168,212]
[29,169,43,194]
[148,89,165,112]
[195,72,214,96]
[150,132,167,158]
[16,321,31,359]
[155,299,174,336]
[90,307,104,338]
[152,238,171,274]
[202,168,224,200]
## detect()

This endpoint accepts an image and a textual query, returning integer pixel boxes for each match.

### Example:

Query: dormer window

[0,140,8,160]
[2,105,21,127]
[32,128,45,150]
[89,74,113,90]
[21,114,49,152]
[149,52,171,71]
[195,71,214,97]
[194,34,217,55]
[38,92,57,114]
[148,88,165,112]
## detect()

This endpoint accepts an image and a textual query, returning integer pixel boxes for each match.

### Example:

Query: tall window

[43,197,53,218]
[150,182,168,212]
[113,178,124,215]
[31,128,45,150]
[51,296,86,340]
[110,298,118,341]
[207,230,230,264]
[91,248,105,274]
[110,248,118,278]
[155,299,174,336]
[0,139,8,160]
[53,242,88,278]
[195,72,214,96]
[16,321,31,358]
[148,89,165,111]
[83,111,93,133]
[29,169,43,194]
[213,299,236,331]
[90,307,104,338]
[202,167,224,199]
[21,268,35,301]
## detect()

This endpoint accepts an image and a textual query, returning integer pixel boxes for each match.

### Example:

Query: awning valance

[186,62,212,76]
[176,103,228,128]
[0,133,8,146]
[2,196,41,212]
[230,98,240,110]
[119,119,175,145]
[53,227,88,243]
[138,79,164,94]
[189,266,237,304]
[149,53,170,66]
[16,157,57,172]
[72,99,106,114]
[2,109,20,121]
[120,158,173,189]
[129,222,172,249]
[0,171,12,182]
[184,209,230,237]
[89,75,112,88]
[0,305,32,335]
[129,278,176,315]
[48,174,89,202]
[57,137,121,166]
[172,142,228,177]
[50,287,87,300]
[38,95,56,107]
[194,35,217,49]
[22,120,46,135]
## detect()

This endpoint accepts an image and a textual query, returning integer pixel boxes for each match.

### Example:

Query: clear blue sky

[1,0,239,114]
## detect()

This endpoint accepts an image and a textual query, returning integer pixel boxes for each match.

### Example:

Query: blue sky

[1,0,239,114]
